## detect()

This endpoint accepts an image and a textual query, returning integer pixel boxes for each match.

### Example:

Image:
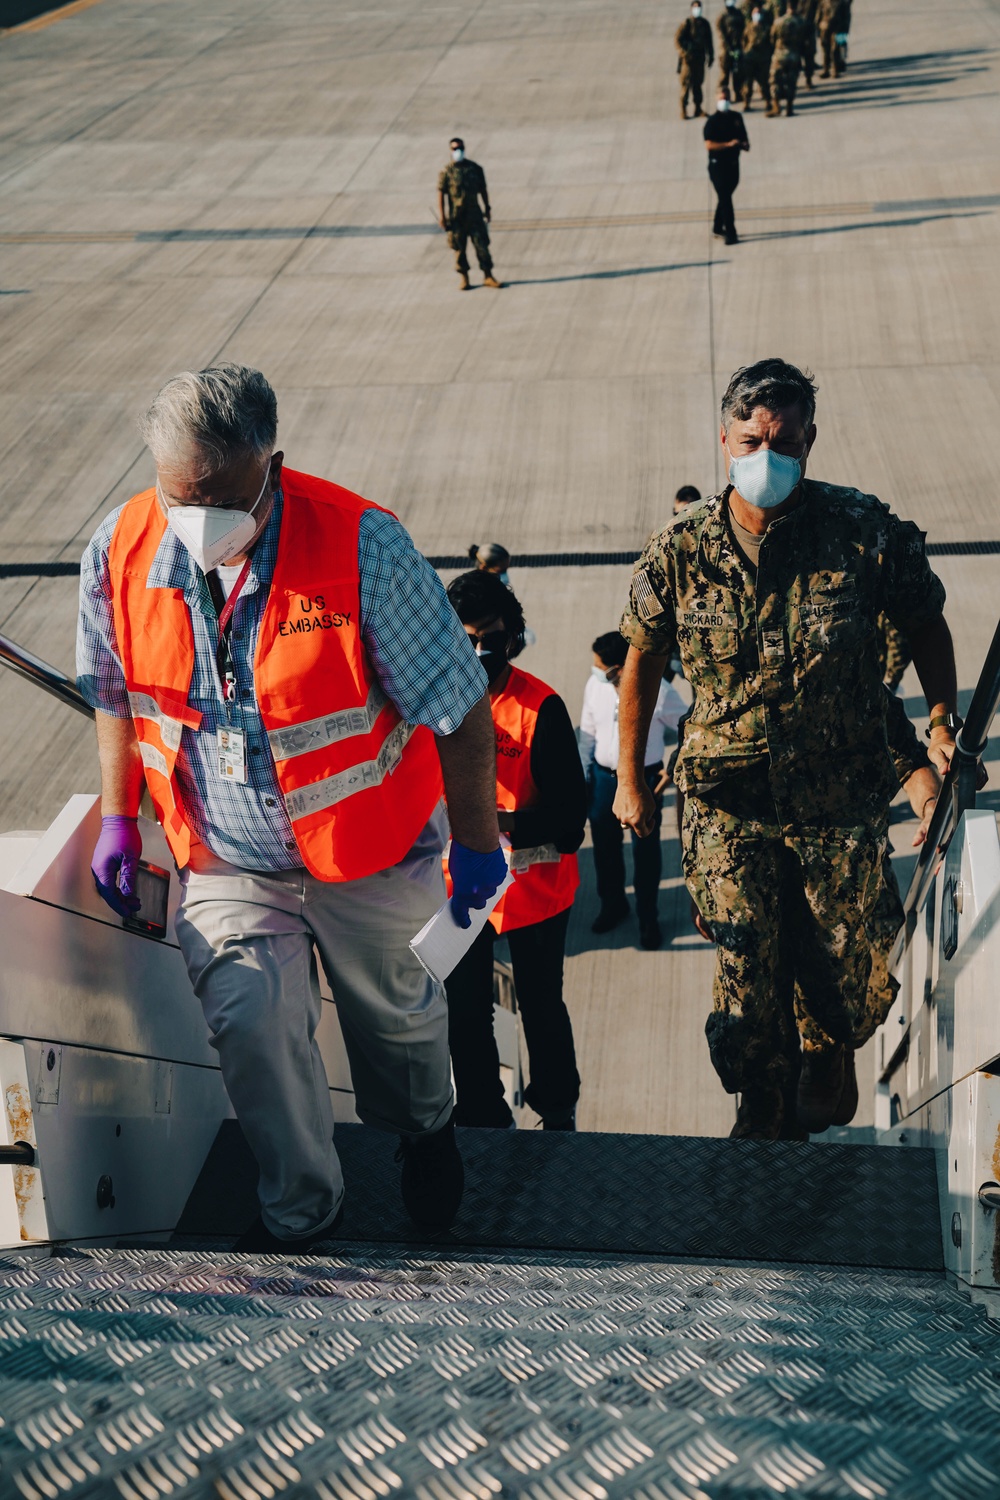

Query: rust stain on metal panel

[5,1081,37,1241]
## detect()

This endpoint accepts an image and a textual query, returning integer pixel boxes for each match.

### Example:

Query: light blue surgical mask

[499,571,510,586]
[452,147,464,162]
[726,444,806,510]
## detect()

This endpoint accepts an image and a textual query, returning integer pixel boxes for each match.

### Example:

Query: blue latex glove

[91,815,142,918]
[448,840,508,930]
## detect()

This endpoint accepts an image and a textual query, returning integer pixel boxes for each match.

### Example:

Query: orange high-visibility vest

[489,665,579,934]
[106,469,443,881]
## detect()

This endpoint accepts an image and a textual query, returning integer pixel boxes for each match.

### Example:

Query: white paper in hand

[410,869,515,984]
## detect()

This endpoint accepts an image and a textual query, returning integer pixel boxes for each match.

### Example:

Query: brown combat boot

[797,1044,854,1133]
[730,1086,784,1141]
[459,272,470,290]
[482,274,503,288]
[764,102,779,116]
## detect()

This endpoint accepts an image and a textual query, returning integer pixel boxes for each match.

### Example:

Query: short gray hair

[720,358,818,433]
[139,363,277,473]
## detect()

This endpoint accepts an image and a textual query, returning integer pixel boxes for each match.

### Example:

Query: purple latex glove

[91,815,142,918]
[448,840,508,930]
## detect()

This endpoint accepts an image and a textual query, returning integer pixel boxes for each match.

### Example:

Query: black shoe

[397,1119,464,1227]
[233,1200,344,1254]
[591,901,629,934]
[725,231,739,245]
[542,1109,577,1131]
[713,228,726,239]
[639,919,662,950]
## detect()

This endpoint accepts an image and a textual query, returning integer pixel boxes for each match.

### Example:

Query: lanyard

[208,557,253,714]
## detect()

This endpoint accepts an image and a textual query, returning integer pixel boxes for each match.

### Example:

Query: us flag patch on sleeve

[632,567,668,623]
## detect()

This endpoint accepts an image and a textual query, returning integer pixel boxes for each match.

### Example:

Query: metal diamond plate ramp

[0,1244,995,1499]
[178,1125,943,1271]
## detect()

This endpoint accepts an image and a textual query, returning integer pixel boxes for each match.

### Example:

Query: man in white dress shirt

[579,631,686,949]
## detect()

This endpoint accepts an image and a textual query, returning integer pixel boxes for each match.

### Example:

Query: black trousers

[589,763,663,922]
[709,158,740,238]
[446,906,579,1127]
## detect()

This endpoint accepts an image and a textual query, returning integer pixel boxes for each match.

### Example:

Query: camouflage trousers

[679,57,707,114]
[865,855,906,1033]
[741,53,771,107]
[682,781,890,1095]
[718,50,742,98]
[447,215,492,277]
[770,49,800,104]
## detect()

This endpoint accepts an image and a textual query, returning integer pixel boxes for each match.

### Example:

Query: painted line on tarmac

[1,0,106,36]
[4,539,999,581]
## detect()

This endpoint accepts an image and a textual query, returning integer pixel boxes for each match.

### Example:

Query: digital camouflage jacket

[437,159,489,223]
[620,481,946,825]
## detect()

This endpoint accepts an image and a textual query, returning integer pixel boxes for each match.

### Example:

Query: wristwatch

[924,712,963,739]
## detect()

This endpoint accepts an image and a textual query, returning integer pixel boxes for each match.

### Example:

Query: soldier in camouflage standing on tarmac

[716,0,745,99]
[768,0,808,115]
[798,0,819,89]
[677,1,715,119]
[740,4,773,111]
[818,0,851,76]
[437,138,503,292]
[614,357,959,1140]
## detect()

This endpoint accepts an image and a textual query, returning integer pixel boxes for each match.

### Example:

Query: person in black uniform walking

[704,89,749,244]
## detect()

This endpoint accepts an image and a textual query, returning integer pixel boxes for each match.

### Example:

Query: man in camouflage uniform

[740,5,773,111]
[799,0,818,89]
[818,0,850,76]
[677,2,715,120]
[436,138,502,292]
[716,0,745,99]
[768,0,807,115]
[615,357,959,1140]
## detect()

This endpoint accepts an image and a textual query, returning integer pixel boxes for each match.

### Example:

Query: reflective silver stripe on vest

[508,842,562,873]
[266,682,388,762]
[139,741,169,778]
[128,691,184,752]
[284,719,414,822]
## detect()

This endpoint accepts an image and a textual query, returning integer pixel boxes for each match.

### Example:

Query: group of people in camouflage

[615,357,957,1140]
[678,0,853,120]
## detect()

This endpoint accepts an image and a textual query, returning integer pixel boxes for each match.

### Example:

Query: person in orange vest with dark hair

[444,571,587,1130]
[76,364,507,1252]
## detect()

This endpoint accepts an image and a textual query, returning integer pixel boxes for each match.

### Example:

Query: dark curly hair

[446,570,526,658]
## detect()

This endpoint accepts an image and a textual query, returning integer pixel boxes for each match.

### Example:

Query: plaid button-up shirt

[77,490,486,872]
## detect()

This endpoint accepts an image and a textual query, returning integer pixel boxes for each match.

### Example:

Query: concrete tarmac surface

[1,0,998,1137]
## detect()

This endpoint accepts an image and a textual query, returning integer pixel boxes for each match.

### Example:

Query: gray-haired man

[77,364,506,1250]
[613,357,959,1140]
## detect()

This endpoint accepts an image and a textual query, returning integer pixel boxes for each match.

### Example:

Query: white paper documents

[410,870,515,984]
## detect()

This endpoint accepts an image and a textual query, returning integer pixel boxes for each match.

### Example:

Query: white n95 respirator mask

[162,464,272,572]
[726,445,805,510]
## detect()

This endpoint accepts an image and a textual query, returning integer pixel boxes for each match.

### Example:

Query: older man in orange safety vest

[77,364,506,1252]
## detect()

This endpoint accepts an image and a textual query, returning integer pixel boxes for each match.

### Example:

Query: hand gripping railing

[0,631,94,720]
[890,613,1000,966]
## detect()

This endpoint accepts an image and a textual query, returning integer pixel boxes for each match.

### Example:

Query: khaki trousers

[175,809,452,1239]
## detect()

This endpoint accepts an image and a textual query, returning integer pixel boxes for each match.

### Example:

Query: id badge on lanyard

[217,724,247,782]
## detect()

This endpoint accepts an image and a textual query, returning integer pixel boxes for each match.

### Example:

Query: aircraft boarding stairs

[2,627,1000,1498]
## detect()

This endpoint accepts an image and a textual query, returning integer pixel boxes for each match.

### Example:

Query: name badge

[217,726,247,783]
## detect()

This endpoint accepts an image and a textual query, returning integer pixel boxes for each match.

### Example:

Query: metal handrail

[0,631,94,719]
[890,612,1000,966]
